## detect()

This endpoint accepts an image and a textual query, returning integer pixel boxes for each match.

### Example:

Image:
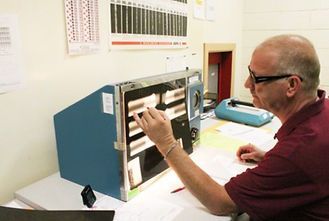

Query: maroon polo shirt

[225,90,329,221]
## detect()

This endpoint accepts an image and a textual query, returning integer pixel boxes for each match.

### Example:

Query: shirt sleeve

[224,154,316,220]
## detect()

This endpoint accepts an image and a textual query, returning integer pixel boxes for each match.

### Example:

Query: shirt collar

[274,89,326,140]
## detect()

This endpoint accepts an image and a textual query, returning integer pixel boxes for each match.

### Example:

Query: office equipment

[0,206,115,221]
[54,69,200,201]
[81,185,96,208]
[186,71,203,143]
[15,116,277,220]
[215,98,273,127]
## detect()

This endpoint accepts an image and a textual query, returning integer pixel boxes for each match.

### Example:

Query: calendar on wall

[64,0,100,55]
[109,0,188,49]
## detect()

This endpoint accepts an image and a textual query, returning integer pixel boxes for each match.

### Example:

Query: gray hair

[257,34,320,93]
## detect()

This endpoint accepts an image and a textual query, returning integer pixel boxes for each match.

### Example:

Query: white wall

[0,0,243,204]
[239,0,329,100]
[202,0,243,96]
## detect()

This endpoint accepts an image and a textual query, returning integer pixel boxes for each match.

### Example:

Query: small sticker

[102,93,114,115]
[188,75,199,84]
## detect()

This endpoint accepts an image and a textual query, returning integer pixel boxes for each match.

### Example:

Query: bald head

[254,34,320,93]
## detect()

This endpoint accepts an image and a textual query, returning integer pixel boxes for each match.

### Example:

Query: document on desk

[216,122,277,151]
[161,181,231,220]
[200,131,247,152]
[114,196,183,221]
[88,196,124,210]
[197,154,255,185]
[114,191,231,221]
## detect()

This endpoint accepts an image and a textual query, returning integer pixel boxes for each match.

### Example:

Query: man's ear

[286,76,301,97]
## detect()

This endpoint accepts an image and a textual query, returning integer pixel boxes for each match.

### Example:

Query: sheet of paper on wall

[0,14,24,94]
[194,0,205,19]
[166,55,187,73]
[205,0,216,21]
[64,0,101,55]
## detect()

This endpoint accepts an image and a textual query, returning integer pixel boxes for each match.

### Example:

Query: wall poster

[64,0,100,55]
[109,0,188,49]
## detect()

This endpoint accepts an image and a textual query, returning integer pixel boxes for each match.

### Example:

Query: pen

[170,186,185,194]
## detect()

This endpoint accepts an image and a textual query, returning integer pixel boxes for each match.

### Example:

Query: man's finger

[158,110,169,121]
[141,117,148,130]
[148,107,163,120]
[133,112,144,130]
[142,109,154,122]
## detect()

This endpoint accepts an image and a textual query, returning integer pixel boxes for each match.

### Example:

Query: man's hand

[236,143,265,163]
[133,107,176,155]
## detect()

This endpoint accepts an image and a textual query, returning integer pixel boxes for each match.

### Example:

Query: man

[133,34,329,220]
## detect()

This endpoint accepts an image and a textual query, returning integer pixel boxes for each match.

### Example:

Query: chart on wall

[109,0,188,49]
[64,0,100,55]
[0,14,24,93]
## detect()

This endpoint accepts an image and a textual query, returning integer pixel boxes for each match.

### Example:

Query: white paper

[163,190,230,221]
[216,122,255,136]
[216,122,276,149]
[86,196,124,210]
[198,153,255,184]
[193,0,205,19]
[114,197,183,221]
[127,157,143,187]
[0,14,24,93]
[205,0,215,21]
[165,55,187,73]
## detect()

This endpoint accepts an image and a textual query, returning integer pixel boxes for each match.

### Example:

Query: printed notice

[0,14,24,93]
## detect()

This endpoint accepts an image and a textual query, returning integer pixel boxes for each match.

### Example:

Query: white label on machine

[128,157,142,187]
[102,93,114,115]
[189,75,199,84]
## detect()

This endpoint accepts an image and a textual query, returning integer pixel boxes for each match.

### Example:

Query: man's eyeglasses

[248,66,303,84]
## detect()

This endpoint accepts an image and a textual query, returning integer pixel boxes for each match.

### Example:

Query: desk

[3,199,33,209]
[14,173,123,211]
[14,116,281,220]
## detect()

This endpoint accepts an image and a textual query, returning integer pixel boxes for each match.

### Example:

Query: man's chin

[252,97,261,108]
[253,100,269,111]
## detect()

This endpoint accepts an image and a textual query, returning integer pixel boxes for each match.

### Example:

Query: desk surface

[15,149,238,221]
[14,116,281,221]
[3,199,33,209]
[14,172,123,211]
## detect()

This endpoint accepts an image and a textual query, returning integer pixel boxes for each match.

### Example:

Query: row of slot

[127,88,186,157]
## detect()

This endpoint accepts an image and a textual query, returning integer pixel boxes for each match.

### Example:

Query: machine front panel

[123,78,192,189]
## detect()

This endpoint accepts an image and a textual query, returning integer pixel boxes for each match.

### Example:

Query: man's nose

[244,75,253,89]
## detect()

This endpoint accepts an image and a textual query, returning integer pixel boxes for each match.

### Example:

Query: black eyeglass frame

[248,65,303,84]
